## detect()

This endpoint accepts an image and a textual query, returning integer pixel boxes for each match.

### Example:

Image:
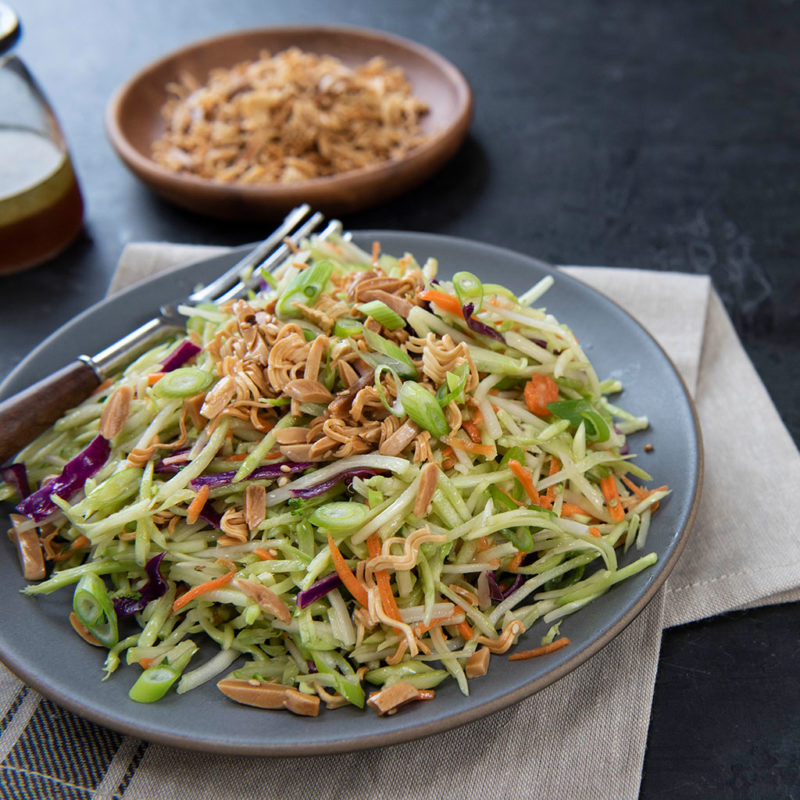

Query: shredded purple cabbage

[289,468,385,499]
[199,504,222,529]
[462,302,504,341]
[160,340,201,372]
[296,572,343,609]
[113,552,168,617]
[1,463,30,499]
[189,462,313,490]
[16,435,110,522]
[487,568,527,602]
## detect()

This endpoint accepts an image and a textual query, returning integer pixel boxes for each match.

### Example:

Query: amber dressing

[0,127,83,274]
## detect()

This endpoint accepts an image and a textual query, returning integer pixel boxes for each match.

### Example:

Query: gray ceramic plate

[0,232,702,755]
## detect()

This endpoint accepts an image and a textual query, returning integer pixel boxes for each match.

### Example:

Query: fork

[0,205,336,464]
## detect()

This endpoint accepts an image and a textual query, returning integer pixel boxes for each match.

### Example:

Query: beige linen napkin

[3,243,797,800]
[107,245,799,800]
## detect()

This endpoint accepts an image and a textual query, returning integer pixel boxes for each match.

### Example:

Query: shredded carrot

[620,475,648,499]
[589,526,602,539]
[221,453,248,462]
[601,475,626,522]
[139,657,155,670]
[173,567,236,612]
[327,533,368,607]
[471,407,484,426]
[545,457,561,507]
[91,377,114,396]
[447,436,494,457]
[367,534,402,623]
[508,637,570,661]
[561,502,594,518]
[462,420,483,444]
[418,289,464,318]
[508,459,541,505]
[146,372,166,386]
[476,536,491,552]
[457,620,475,640]
[371,241,381,265]
[523,374,559,417]
[253,547,276,561]
[508,551,525,572]
[186,484,210,525]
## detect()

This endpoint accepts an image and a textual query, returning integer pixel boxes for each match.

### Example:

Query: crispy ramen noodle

[152,48,429,184]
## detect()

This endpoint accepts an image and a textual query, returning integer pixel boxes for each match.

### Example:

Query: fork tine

[211,212,336,305]
[188,204,314,305]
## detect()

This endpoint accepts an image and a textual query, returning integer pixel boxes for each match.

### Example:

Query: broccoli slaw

[0,233,669,717]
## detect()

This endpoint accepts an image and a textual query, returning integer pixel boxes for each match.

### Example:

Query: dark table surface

[2,1,800,796]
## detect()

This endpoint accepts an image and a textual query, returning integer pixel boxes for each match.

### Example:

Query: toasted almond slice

[367,680,427,716]
[279,444,319,462]
[465,645,491,678]
[379,420,420,456]
[217,679,321,717]
[283,379,334,404]
[244,485,266,530]
[98,385,133,440]
[8,516,45,581]
[337,360,359,388]
[234,578,292,624]
[413,462,439,517]
[273,427,311,445]
[359,288,413,319]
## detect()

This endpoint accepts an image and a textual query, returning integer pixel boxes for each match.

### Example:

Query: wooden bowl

[105,25,473,220]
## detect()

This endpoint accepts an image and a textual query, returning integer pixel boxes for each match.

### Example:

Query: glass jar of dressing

[0,3,83,274]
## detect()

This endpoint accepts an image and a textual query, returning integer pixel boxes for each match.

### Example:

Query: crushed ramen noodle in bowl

[2,231,669,718]
[105,26,473,218]
[152,48,430,185]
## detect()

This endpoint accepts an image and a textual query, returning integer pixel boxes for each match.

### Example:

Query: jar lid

[0,3,20,55]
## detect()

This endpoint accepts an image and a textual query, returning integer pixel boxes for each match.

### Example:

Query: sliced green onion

[546,399,611,442]
[482,282,518,301]
[334,317,363,338]
[309,502,370,532]
[275,260,334,317]
[499,526,534,552]
[399,381,449,438]
[152,368,214,399]
[129,642,197,703]
[358,301,405,330]
[435,363,469,407]
[72,573,118,648]
[128,664,180,703]
[452,271,484,309]
[374,365,404,416]
[360,328,418,379]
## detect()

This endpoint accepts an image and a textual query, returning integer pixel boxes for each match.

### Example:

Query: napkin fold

[1,243,798,800]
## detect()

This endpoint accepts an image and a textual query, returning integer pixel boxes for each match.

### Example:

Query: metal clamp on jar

[0,3,83,274]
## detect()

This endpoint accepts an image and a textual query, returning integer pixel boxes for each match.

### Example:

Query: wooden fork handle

[0,359,100,465]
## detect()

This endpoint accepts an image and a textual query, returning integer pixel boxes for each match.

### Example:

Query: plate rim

[0,231,703,755]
